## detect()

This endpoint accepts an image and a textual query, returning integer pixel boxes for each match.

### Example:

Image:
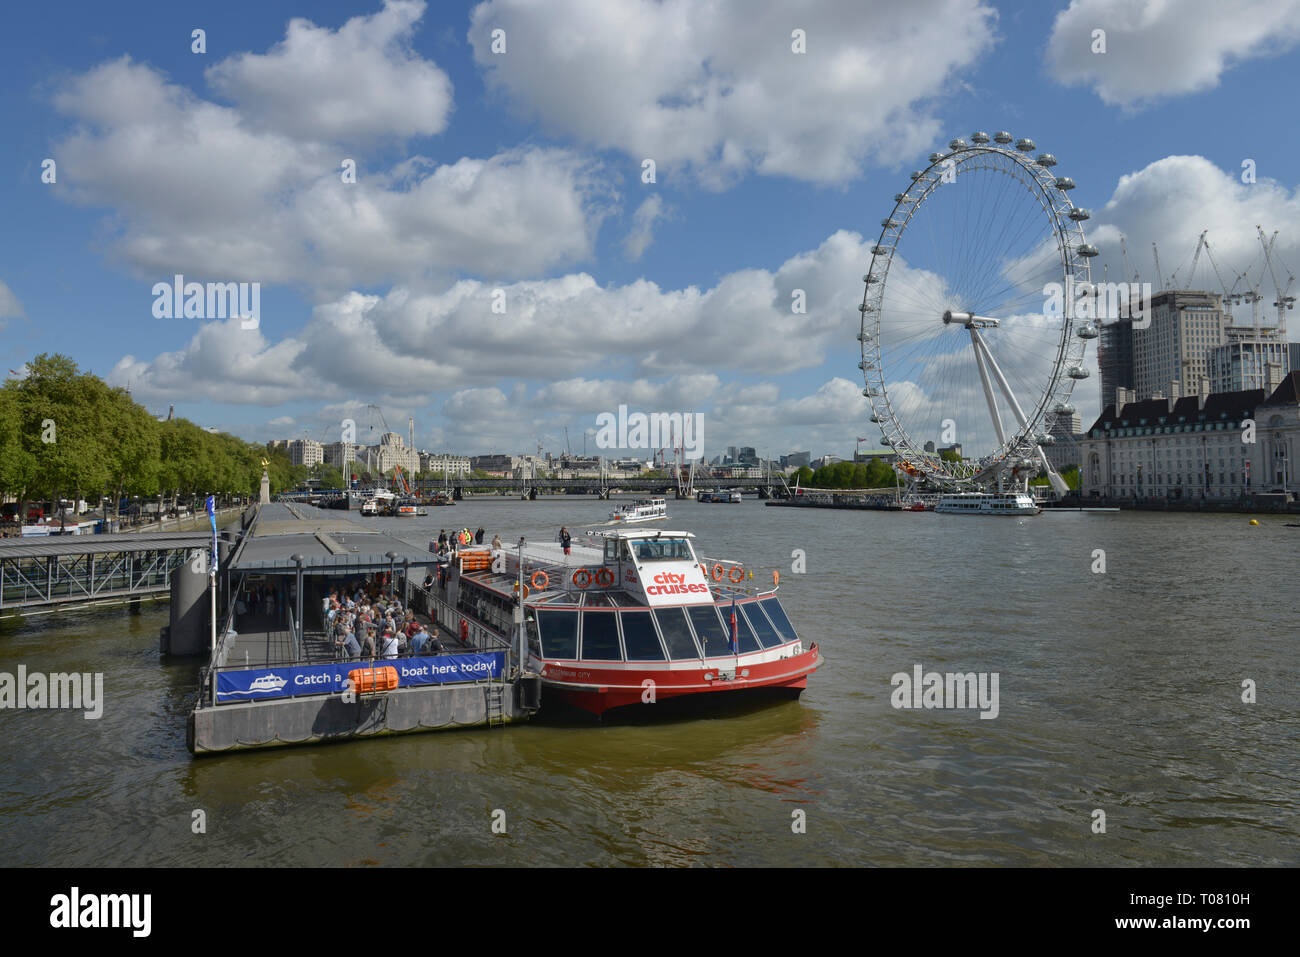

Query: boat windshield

[631,538,692,561]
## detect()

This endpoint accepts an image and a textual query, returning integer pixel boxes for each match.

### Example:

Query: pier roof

[229,503,431,574]
[0,531,212,559]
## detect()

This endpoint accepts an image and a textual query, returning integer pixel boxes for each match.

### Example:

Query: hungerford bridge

[291,473,788,501]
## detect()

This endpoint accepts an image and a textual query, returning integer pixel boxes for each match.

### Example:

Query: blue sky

[3,0,1299,461]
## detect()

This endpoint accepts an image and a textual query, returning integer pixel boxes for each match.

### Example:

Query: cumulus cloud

[469,0,996,186]
[0,280,24,319]
[1046,0,1300,107]
[51,28,607,287]
[623,195,668,260]
[207,0,453,143]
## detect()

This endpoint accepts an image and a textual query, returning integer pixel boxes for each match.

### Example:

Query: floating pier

[187,503,540,755]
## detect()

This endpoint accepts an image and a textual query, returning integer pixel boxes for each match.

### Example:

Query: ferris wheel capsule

[1076,323,1099,339]
[1036,153,1058,167]
[929,152,944,164]
[1015,138,1036,151]
[1054,177,1075,190]
[1052,401,1077,415]
[948,138,967,150]
[1069,207,1091,221]
[993,131,1013,144]
[970,131,990,144]
[1067,366,1090,379]
[1077,244,1099,257]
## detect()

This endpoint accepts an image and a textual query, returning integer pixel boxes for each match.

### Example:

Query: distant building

[1078,372,1300,499]
[1132,290,1227,401]
[287,438,323,468]
[1044,412,1081,472]
[323,441,358,469]
[937,443,962,459]
[361,432,418,476]
[1098,318,1135,410]
[420,453,470,476]
[470,454,518,475]
[783,451,811,469]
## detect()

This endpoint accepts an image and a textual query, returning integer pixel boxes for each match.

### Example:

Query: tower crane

[1257,225,1294,333]
[1120,236,1139,284]
[1152,243,1164,291]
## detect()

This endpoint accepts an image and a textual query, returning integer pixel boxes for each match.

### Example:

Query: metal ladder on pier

[485,682,506,729]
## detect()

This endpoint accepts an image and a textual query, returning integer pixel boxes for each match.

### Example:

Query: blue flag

[206,495,218,570]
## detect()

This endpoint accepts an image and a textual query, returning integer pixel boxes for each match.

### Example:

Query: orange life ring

[728,565,745,583]
[712,563,725,582]
[531,570,549,591]
[512,581,530,599]
[595,567,615,587]
[572,568,592,589]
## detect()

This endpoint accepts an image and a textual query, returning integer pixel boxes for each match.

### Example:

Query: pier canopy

[228,503,431,575]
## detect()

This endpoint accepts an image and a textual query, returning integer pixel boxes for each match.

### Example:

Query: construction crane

[1152,243,1164,291]
[1170,230,1207,289]
[564,426,572,456]
[1258,225,1294,333]
[1120,236,1139,285]
[1201,235,1239,322]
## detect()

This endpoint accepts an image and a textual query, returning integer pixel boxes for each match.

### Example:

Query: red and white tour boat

[436,529,820,717]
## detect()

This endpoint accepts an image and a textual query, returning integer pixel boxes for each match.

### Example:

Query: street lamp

[290,553,304,659]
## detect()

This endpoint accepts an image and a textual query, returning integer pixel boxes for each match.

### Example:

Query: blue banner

[215,652,504,703]
[206,495,218,570]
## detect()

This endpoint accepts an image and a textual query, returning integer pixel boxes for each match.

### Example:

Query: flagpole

[207,495,218,707]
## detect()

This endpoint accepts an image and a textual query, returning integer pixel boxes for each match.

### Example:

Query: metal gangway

[0,532,213,616]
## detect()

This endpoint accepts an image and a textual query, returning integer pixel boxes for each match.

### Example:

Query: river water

[2,498,1297,866]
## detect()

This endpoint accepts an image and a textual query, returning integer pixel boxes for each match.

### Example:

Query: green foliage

[806,458,900,489]
[0,353,280,507]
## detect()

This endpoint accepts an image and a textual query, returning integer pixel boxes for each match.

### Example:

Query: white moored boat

[934,491,1041,515]
[609,497,667,523]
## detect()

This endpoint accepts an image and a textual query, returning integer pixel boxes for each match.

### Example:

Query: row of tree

[789,458,902,490]
[0,354,295,522]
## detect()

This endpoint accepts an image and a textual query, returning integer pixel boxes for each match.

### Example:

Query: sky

[3,0,1300,463]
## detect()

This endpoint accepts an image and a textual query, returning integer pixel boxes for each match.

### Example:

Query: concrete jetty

[187,503,539,755]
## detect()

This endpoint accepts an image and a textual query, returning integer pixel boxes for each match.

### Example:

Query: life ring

[728,565,745,583]
[531,570,549,591]
[572,568,593,589]
[712,563,725,582]
[511,582,530,599]
[698,563,708,579]
[595,567,615,587]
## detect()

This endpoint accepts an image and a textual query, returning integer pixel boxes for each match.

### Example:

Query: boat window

[758,598,799,642]
[653,607,701,659]
[728,604,762,654]
[620,610,666,660]
[580,611,622,660]
[536,610,578,659]
[633,538,692,561]
[687,604,731,657]
[741,602,784,649]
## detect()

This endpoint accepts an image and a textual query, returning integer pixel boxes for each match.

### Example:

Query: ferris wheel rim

[858,138,1093,486]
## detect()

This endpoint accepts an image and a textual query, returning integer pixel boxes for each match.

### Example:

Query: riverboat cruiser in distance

[442,529,820,717]
[608,497,667,523]
[934,491,1041,515]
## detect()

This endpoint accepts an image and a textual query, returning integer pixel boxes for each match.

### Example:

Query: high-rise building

[1098,318,1134,410]
[1210,333,1289,394]
[1132,290,1226,401]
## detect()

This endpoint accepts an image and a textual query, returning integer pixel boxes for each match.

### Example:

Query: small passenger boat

[433,529,820,717]
[609,497,668,523]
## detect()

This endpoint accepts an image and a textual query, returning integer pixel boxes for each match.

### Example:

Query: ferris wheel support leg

[969,328,1007,448]
[971,329,1069,495]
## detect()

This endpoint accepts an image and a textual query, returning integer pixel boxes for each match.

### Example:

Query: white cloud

[207,0,453,143]
[52,49,606,288]
[469,0,997,185]
[0,280,24,319]
[1046,0,1300,107]
[623,195,668,260]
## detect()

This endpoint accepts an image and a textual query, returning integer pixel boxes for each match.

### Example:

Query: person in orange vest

[459,618,469,646]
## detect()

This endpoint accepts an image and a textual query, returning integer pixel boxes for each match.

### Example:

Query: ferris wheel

[858,132,1098,492]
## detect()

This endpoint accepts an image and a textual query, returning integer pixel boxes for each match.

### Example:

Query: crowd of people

[430,527,488,559]
[322,579,443,661]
